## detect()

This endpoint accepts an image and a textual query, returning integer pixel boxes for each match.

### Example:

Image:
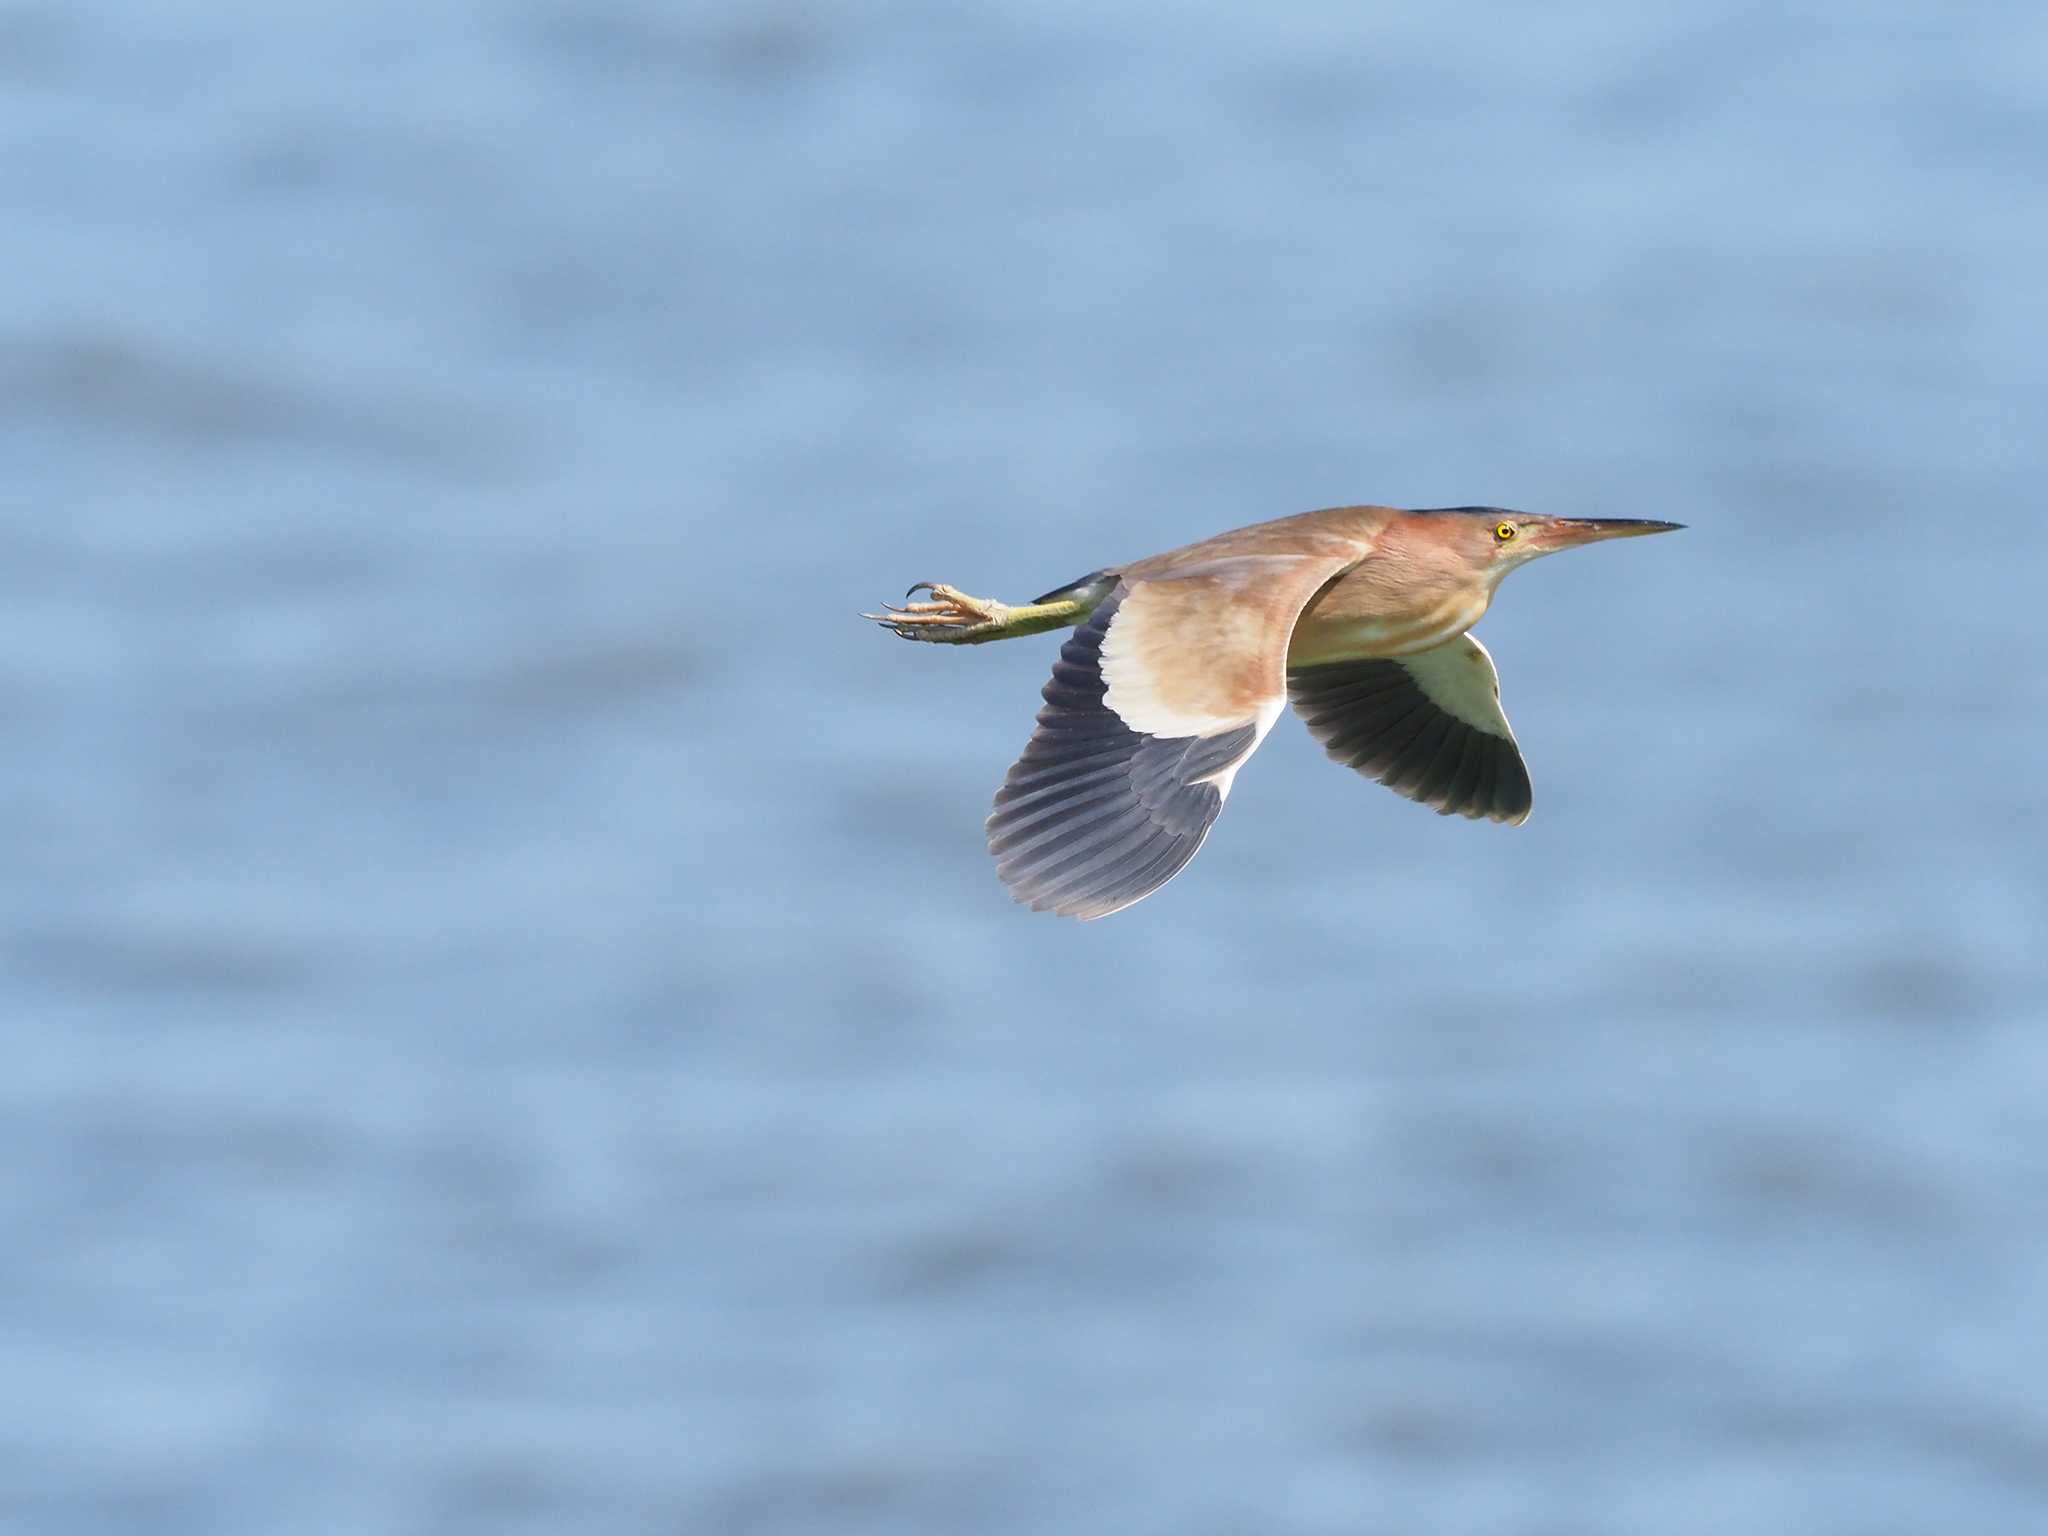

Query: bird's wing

[1285,632,1533,824]
[986,554,1356,919]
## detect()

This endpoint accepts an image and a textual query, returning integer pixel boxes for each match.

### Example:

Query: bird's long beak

[1536,517,1685,549]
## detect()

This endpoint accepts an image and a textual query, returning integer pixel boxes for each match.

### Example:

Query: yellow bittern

[865,505,1682,919]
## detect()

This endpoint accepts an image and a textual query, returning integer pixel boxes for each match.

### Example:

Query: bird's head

[1420,507,1685,588]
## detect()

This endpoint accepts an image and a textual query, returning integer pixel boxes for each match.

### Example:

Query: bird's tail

[1030,569,1119,610]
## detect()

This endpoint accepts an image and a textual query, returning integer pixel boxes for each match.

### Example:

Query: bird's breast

[1286,580,1489,665]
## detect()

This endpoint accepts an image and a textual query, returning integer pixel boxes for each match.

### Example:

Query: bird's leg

[862,583,1090,645]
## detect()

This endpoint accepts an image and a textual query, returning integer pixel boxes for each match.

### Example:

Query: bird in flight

[865,505,1681,920]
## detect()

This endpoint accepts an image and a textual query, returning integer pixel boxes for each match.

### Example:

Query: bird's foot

[863,582,1012,643]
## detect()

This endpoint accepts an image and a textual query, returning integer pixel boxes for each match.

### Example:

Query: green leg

[863,583,1098,645]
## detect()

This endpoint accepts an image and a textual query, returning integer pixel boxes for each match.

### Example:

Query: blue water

[4,2,2046,1531]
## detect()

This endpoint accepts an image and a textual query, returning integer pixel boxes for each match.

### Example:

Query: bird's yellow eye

[1494,522,1518,542]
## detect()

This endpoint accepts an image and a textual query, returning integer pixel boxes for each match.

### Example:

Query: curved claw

[904,581,938,601]
[859,609,932,640]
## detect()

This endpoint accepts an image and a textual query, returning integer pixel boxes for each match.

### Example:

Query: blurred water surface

[3,1,2046,1532]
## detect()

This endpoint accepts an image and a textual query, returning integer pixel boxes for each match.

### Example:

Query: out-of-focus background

[4,1,2046,1531]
